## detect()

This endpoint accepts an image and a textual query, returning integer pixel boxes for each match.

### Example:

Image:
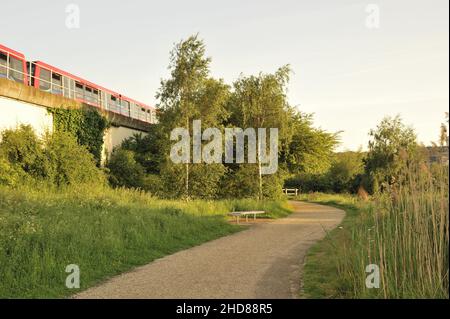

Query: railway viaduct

[0,78,151,164]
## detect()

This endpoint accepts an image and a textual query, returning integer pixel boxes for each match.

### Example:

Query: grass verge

[297,193,366,298]
[0,185,291,298]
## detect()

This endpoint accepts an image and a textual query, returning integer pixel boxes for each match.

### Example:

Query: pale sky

[1,0,448,150]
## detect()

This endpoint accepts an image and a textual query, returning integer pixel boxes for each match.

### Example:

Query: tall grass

[0,185,290,298]
[302,163,449,299]
[364,163,449,298]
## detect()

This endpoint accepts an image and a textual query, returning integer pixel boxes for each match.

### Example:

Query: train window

[52,73,61,81]
[121,99,130,115]
[51,73,62,95]
[39,68,51,91]
[92,89,100,105]
[0,52,6,77]
[108,95,119,112]
[139,108,145,120]
[84,87,96,103]
[93,89,99,101]
[75,82,84,99]
[9,56,24,83]
[132,103,139,119]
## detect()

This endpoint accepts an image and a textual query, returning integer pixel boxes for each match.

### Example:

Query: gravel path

[75,201,345,299]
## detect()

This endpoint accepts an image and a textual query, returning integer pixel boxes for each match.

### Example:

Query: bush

[0,125,48,180]
[285,151,365,194]
[43,131,106,187]
[49,108,109,165]
[142,174,164,195]
[219,165,260,198]
[285,172,332,193]
[0,126,105,188]
[120,130,162,175]
[107,148,146,189]
[327,151,365,193]
[0,155,22,186]
[363,115,418,193]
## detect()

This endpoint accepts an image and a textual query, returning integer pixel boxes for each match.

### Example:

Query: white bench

[282,188,299,196]
[228,211,266,224]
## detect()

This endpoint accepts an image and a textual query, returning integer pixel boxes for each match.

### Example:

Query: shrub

[49,108,109,165]
[0,155,22,187]
[142,174,164,196]
[0,125,48,180]
[107,148,146,189]
[0,126,105,188]
[284,152,365,194]
[219,165,260,199]
[43,131,106,187]
[284,172,332,193]
[120,130,163,175]
[363,115,418,193]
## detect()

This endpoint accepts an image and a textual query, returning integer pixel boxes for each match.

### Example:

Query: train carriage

[30,60,155,123]
[0,44,28,85]
[1,43,156,124]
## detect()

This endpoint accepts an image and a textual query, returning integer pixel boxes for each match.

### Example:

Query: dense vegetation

[48,108,109,166]
[301,114,449,299]
[287,114,447,196]
[301,162,448,298]
[0,124,291,298]
[0,125,105,188]
[285,151,365,193]
[107,35,339,199]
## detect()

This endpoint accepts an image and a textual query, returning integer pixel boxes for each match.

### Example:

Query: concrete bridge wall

[102,126,147,164]
[0,96,53,136]
[0,78,150,164]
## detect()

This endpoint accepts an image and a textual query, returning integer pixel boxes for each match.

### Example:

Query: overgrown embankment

[0,185,290,298]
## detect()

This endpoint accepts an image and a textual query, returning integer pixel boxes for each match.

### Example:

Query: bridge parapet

[0,78,152,132]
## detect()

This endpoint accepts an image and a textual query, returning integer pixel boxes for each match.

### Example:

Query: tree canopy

[108,34,339,199]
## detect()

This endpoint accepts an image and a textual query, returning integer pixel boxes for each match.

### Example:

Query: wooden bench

[228,211,266,224]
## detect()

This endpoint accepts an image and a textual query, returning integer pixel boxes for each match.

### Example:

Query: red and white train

[0,44,156,124]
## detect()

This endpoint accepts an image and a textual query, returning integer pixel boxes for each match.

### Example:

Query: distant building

[425,146,449,166]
